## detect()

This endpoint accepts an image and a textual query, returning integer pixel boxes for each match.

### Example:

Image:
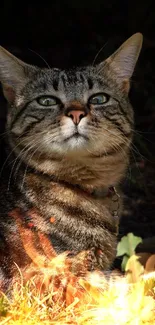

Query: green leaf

[116,233,142,257]
[121,255,129,272]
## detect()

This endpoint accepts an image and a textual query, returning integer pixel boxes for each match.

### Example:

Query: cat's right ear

[97,33,143,93]
[0,46,36,103]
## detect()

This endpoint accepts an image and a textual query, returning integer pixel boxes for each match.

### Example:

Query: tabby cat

[0,33,143,289]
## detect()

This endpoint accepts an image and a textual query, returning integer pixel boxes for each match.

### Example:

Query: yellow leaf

[126,255,144,283]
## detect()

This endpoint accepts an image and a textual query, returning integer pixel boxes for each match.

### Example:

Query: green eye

[89,93,109,105]
[37,96,58,106]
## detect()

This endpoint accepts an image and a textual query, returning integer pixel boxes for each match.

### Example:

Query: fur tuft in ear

[98,33,143,92]
[0,46,36,103]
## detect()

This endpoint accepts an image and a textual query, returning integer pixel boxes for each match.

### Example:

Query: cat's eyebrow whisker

[92,41,109,66]
[28,48,51,69]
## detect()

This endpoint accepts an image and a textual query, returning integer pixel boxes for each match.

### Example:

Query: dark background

[1,0,155,268]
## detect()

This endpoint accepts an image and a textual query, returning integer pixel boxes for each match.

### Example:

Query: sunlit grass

[0,253,155,325]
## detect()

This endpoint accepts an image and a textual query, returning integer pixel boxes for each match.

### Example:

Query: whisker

[92,40,109,66]
[28,48,51,69]
[7,138,42,191]
[0,136,31,178]
[0,129,11,139]
[20,141,46,189]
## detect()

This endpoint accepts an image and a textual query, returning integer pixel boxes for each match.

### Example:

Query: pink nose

[67,110,87,125]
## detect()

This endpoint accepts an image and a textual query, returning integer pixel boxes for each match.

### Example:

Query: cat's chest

[0,174,119,271]
[23,173,120,235]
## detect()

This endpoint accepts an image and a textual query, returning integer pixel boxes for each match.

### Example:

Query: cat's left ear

[0,46,37,103]
[98,33,143,93]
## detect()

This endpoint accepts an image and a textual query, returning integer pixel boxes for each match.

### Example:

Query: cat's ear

[98,33,143,92]
[0,46,36,103]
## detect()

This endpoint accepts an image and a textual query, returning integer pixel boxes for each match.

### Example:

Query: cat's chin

[58,135,89,154]
[64,134,88,145]
[40,134,90,157]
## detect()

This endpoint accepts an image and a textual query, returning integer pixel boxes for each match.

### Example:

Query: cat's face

[6,67,134,158]
[0,33,143,167]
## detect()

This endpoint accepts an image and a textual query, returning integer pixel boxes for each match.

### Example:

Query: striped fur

[0,33,143,285]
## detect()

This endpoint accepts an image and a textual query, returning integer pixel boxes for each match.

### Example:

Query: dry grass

[0,216,154,324]
[0,253,155,325]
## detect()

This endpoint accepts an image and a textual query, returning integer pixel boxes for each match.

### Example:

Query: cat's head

[0,34,142,168]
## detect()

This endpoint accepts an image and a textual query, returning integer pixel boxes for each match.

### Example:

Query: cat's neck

[20,149,129,191]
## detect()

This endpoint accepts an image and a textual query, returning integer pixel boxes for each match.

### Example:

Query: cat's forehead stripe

[55,69,95,92]
[52,79,59,91]
[87,77,94,90]
[79,73,85,83]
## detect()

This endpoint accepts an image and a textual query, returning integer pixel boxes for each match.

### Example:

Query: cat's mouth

[63,132,89,142]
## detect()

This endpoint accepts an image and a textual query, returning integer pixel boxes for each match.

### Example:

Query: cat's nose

[67,110,87,125]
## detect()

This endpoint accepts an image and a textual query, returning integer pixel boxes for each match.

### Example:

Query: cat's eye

[37,96,58,106]
[89,93,109,105]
